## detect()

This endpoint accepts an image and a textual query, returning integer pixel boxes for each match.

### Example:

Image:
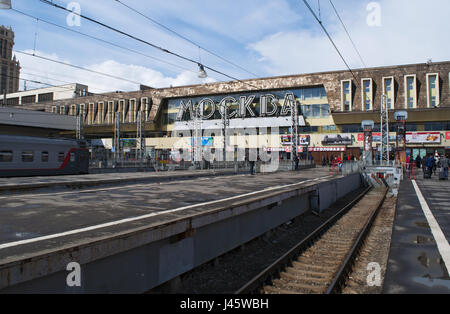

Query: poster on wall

[190,137,214,147]
[372,133,396,142]
[281,135,311,146]
[446,132,450,141]
[357,133,395,142]
[321,134,352,145]
[406,132,441,144]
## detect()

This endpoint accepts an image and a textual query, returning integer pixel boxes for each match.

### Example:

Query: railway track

[235,186,388,294]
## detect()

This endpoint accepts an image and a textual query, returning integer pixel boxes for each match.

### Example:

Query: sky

[1,0,449,93]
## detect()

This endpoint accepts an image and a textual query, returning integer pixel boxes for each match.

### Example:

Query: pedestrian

[415,155,422,169]
[440,155,449,180]
[421,156,427,176]
[426,154,435,178]
[294,154,300,171]
[434,153,440,175]
[337,156,342,172]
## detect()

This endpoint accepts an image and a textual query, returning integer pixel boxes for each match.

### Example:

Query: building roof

[0,107,76,130]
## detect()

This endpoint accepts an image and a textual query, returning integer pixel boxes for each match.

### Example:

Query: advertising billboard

[406,132,441,144]
[321,134,352,145]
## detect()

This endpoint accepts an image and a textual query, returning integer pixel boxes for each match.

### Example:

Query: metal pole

[291,101,299,169]
[380,94,389,165]
[223,105,227,169]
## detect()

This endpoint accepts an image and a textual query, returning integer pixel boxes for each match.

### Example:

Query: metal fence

[89,158,315,174]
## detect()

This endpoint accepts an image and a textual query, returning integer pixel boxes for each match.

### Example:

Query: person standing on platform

[421,156,427,176]
[294,154,300,171]
[249,157,255,175]
[415,155,422,169]
[440,155,449,180]
[434,153,440,176]
[337,156,342,172]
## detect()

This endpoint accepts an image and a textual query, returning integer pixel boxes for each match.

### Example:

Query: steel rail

[235,184,372,294]
[325,187,388,294]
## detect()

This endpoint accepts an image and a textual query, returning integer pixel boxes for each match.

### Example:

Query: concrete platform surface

[0,169,243,192]
[0,167,335,264]
[383,176,450,294]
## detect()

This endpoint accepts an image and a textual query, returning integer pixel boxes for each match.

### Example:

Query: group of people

[411,153,449,179]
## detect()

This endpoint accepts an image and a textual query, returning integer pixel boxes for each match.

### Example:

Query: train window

[58,152,65,162]
[22,151,34,162]
[70,152,75,162]
[41,151,49,162]
[0,151,13,162]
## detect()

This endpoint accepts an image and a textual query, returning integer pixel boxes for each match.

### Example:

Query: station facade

[21,61,450,163]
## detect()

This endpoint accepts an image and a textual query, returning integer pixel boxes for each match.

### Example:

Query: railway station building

[17,61,450,163]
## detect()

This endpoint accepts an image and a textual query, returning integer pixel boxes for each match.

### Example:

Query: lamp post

[394,111,408,165]
[220,103,229,169]
[362,120,374,165]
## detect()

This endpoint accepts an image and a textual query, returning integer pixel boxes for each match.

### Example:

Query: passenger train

[0,135,90,177]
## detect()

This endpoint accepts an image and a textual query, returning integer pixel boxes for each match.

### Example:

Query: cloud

[248,0,450,75]
[16,50,216,93]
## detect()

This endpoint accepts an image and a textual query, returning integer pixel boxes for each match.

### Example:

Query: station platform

[0,168,241,193]
[383,174,450,293]
[0,167,361,293]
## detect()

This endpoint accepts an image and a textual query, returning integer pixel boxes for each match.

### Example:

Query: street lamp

[0,0,11,9]
[197,64,207,79]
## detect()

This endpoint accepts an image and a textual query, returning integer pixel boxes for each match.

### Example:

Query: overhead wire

[15,50,145,86]
[301,0,361,88]
[39,0,260,89]
[11,8,199,76]
[113,0,259,78]
[20,69,111,93]
[328,0,368,69]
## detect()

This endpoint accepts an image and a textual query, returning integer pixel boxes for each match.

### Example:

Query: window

[323,125,337,131]
[361,78,373,111]
[21,95,36,104]
[88,103,96,124]
[406,123,418,132]
[383,77,395,109]
[98,102,105,124]
[404,75,417,109]
[341,80,352,111]
[298,126,318,133]
[426,73,439,108]
[0,151,13,162]
[60,106,67,115]
[58,152,65,162]
[70,153,76,162]
[41,151,49,162]
[38,93,54,103]
[301,104,330,118]
[342,124,363,133]
[167,112,178,124]
[424,122,448,131]
[22,151,34,162]
[6,97,19,105]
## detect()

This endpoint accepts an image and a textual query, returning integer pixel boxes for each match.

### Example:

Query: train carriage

[0,135,89,177]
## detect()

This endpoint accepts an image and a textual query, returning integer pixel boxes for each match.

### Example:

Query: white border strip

[0,176,332,250]
[411,180,450,272]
